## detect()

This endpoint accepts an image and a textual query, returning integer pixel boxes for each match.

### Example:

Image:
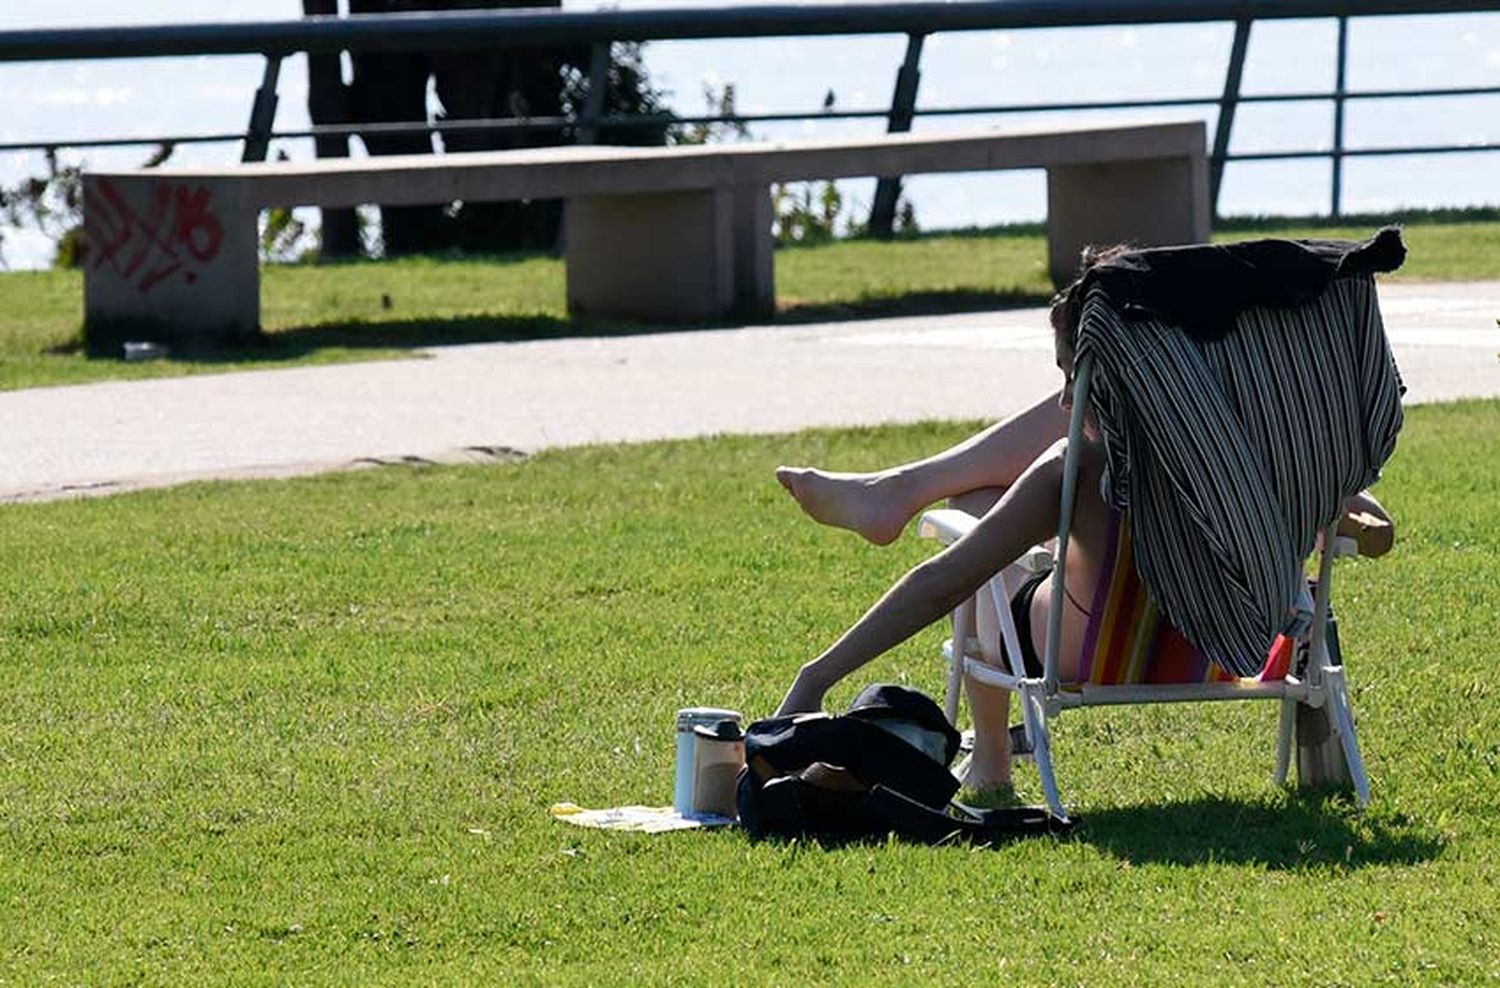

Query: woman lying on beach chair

[773,229,1406,815]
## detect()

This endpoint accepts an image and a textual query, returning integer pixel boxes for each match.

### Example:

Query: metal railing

[3,0,1500,224]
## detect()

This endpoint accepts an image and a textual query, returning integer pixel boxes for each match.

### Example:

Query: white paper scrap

[550,802,736,833]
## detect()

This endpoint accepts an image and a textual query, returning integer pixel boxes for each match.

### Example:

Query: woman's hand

[774,665,830,716]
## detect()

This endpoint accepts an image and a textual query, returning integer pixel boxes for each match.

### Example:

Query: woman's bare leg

[948,488,1018,790]
[775,440,1065,717]
[776,390,1068,545]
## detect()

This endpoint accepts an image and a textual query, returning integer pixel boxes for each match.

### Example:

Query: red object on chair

[1259,634,1295,682]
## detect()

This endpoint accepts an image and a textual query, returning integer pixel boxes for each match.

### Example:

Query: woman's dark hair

[1048,242,1134,350]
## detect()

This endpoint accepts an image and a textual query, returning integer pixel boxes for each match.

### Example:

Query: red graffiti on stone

[84,178,225,293]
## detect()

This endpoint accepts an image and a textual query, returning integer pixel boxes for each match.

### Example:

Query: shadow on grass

[64,313,624,363]
[746,793,1443,865]
[1073,793,1444,870]
[775,221,1048,245]
[68,287,1054,365]
[775,287,1051,323]
[247,314,605,359]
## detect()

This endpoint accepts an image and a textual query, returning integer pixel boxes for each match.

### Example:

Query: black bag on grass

[736,684,1067,845]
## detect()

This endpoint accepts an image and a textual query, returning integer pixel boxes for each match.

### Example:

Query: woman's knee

[948,486,1006,515]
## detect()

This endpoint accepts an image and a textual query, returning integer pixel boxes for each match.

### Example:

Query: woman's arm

[775,441,1066,715]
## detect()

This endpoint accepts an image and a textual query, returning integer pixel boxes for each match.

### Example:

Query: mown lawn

[2,211,1498,391]
[1,401,1497,983]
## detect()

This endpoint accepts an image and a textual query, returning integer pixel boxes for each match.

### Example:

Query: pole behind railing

[577,41,612,145]
[1331,15,1350,218]
[1210,19,1252,216]
[868,31,926,237]
[241,53,284,163]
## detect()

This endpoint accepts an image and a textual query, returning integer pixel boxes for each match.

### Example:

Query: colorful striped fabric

[1068,509,1236,687]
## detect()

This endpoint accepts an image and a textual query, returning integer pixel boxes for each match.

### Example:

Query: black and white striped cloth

[1076,275,1405,676]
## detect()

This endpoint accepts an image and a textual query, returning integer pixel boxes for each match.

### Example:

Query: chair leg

[1273,696,1296,787]
[945,599,975,726]
[1292,699,1349,791]
[1021,680,1068,823]
[1324,665,1371,807]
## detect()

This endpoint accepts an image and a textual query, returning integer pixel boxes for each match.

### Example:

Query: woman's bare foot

[774,467,911,546]
[962,729,1014,792]
[963,759,1013,793]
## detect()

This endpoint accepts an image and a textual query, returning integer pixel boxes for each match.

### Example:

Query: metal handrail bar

[10,80,1498,156]
[4,0,1499,221]
[13,125,1495,163]
[4,1,1500,61]
[1235,142,1500,159]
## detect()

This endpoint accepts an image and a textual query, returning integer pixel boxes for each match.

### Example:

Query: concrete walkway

[3,280,1498,503]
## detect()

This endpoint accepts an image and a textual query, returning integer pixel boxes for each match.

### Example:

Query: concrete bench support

[566,189,734,323]
[81,122,1207,349]
[565,184,774,323]
[82,174,261,350]
[1045,154,1211,285]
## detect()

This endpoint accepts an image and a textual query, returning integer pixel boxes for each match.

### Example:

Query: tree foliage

[0,145,174,269]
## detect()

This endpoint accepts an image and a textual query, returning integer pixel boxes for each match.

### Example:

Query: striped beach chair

[920,271,1400,822]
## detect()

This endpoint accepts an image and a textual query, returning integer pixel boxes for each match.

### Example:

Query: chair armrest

[917,509,978,545]
[917,509,1054,573]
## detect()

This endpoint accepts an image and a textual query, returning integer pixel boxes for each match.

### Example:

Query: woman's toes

[773,466,905,545]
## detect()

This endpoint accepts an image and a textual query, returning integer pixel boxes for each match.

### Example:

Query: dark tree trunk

[301,0,361,258]
[345,0,570,255]
[339,0,664,255]
[430,27,568,252]
[347,0,446,255]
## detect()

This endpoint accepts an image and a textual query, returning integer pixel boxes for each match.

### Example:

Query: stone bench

[81,120,1208,348]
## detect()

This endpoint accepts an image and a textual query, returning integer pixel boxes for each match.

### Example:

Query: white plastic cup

[674,707,742,816]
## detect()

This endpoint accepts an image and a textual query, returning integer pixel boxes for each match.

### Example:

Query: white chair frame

[919,357,1371,823]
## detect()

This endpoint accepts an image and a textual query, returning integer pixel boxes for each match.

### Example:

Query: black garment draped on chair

[1074,226,1407,341]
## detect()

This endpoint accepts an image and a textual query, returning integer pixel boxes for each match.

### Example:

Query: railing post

[242,52,284,163]
[868,31,925,237]
[1210,18,1251,219]
[1331,15,1349,219]
[576,41,611,145]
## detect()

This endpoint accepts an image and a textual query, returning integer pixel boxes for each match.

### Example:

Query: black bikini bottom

[1006,571,1048,679]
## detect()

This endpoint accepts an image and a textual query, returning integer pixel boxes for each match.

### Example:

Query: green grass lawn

[2,211,1498,392]
[2,401,1498,983]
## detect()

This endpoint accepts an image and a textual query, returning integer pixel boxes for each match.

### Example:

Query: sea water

[3,0,1500,268]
